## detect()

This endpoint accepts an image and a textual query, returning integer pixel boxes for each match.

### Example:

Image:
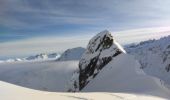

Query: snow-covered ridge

[126,35,170,87]
[57,47,85,61]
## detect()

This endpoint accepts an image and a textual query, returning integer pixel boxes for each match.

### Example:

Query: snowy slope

[126,35,170,87]
[82,54,170,98]
[57,47,85,61]
[0,80,168,100]
[0,60,78,92]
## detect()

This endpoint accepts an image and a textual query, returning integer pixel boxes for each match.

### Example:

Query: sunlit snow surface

[0,80,168,100]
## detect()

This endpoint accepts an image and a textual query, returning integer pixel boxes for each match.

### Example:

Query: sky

[1,0,170,59]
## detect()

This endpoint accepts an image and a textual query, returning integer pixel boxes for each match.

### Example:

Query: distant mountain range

[0,47,86,63]
[0,53,60,63]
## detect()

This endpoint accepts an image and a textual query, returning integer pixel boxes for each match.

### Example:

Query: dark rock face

[77,30,125,90]
[166,64,170,72]
[163,46,170,72]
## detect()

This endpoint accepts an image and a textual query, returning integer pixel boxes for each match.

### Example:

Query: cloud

[1,0,170,34]
[0,0,108,29]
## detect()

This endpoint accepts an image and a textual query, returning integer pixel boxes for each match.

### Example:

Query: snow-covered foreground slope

[0,60,78,92]
[0,81,168,100]
[126,36,170,87]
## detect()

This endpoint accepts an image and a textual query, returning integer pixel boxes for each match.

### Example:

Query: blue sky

[1,0,170,42]
[1,0,170,59]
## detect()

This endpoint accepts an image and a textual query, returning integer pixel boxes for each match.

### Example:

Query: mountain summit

[78,30,126,90]
[69,30,126,91]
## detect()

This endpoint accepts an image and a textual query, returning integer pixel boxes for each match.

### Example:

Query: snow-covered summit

[57,47,85,61]
[69,30,126,91]
[86,30,126,54]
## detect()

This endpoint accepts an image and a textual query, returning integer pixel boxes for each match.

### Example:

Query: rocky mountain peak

[69,30,126,91]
